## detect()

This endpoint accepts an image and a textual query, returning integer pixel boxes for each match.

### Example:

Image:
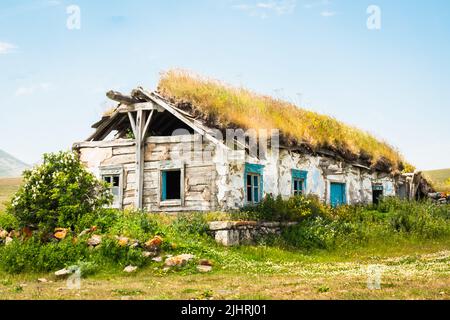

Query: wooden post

[135,109,145,209]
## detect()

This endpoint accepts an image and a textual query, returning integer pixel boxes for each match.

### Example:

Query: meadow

[1,176,449,300]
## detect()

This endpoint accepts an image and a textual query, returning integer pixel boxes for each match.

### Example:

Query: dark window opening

[246,173,260,204]
[162,170,181,201]
[293,178,304,196]
[372,189,383,205]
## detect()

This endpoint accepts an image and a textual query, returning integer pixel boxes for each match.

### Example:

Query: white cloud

[0,42,17,54]
[233,0,297,18]
[15,83,52,96]
[320,10,336,17]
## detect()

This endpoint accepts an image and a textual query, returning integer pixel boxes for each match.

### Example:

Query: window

[245,163,264,204]
[293,178,304,195]
[246,173,260,204]
[372,184,384,205]
[102,174,121,208]
[292,169,308,196]
[161,170,181,201]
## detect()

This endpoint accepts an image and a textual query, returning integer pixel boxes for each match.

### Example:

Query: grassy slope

[0,178,21,212]
[158,69,412,172]
[423,169,450,192]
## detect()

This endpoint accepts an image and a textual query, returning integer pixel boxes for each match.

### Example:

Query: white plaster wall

[216,148,399,209]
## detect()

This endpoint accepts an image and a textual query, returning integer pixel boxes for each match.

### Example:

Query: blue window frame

[292,169,308,196]
[245,163,264,204]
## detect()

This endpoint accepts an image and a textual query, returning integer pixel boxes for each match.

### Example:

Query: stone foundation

[208,221,298,246]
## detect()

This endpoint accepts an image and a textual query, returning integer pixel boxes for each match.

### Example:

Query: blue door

[330,183,346,207]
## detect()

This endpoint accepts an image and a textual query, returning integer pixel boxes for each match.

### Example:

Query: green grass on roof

[158,69,413,173]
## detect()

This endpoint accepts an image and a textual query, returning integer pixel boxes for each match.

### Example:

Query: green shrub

[241,194,327,222]
[172,213,209,236]
[7,151,112,232]
[94,237,147,268]
[0,212,19,231]
[0,236,90,273]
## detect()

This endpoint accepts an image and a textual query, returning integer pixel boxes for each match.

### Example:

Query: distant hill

[0,149,29,178]
[423,169,450,193]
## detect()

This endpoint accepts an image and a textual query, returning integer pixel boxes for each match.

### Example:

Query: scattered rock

[197,265,212,273]
[37,278,48,283]
[144,236,163,250]
[54,228,68,240]
[0,229,8,239]
[152,256,162,263]
[142,251,157,258]
[164,254,195,267]
[5,237,13,246]
[129,240,140,248]
[55,268,71,277]
[87,235,102,247]
[78,228,91,237]
[117,236,129,247]
[8,230,20,238]
[123,265,138,273]
[78,226,97,237]
[199,259,213,266]
[22,227,34,240]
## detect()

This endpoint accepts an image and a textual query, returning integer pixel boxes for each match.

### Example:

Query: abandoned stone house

[73,87,425,212]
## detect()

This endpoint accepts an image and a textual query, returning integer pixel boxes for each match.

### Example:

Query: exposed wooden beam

[127,112,137,137]
[106,90,140,105]
[118,102,165,113]
[142,110,155,142]
[135,109,145,209]
[86,112,121,141]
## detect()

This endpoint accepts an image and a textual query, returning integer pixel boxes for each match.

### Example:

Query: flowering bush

[7,151,112,231]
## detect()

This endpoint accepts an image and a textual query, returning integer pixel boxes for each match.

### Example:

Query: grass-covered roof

[157,69,413,173]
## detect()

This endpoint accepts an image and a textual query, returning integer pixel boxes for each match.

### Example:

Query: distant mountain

[0,149,29,178]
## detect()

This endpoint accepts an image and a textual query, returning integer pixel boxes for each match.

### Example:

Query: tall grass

[158,69,412,172]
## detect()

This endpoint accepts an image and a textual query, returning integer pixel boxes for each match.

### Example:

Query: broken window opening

[372,184,384,205]
[102,174,121,207]
[293,178,304,196]
[246,173,261,204]
[162,170,181,201]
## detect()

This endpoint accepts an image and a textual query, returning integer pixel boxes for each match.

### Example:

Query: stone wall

[208,221,298,246]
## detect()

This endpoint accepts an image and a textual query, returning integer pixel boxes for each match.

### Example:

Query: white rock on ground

[5,237,13,246]
[123,265,138,273]
[87,235,102,246]
[55,268,71,277]
[197,265,213,273]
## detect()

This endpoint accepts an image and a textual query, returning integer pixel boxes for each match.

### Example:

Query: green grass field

[0,241,449,300]
[0,178,21,212]
[1,177,449,300]
[423,169,450,192]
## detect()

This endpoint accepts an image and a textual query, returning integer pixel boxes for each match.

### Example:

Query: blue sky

[0,0,449,170]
